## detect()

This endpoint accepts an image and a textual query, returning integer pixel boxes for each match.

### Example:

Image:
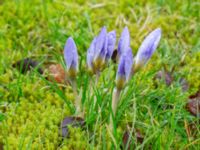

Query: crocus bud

[105,30,116,61]
[94,26,107,70]
[64,37,78,78]
[116,47,133,89]
[134,28,161,71]
[87,37,96,73]
[117,27,130,58]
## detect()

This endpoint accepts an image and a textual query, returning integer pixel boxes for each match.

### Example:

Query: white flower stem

[112,88,121,116]
[71,79,82,117]
[109,88,121,130]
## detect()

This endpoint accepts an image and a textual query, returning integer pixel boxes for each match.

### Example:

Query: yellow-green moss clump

[0,70,117,149]
[0,79,88,149]
[60,126,87,150]
[181,52,200,91]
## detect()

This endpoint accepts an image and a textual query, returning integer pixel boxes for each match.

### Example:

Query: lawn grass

[0,0,200,149]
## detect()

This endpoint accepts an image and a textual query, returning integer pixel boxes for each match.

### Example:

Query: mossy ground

[0,0,200,149]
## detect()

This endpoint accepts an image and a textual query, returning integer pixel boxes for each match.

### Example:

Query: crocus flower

[111,47,133,120]
[134,28,161,71]
[117,27,130,57]
[86,27,107,73]
[87,37,96,72]
[87,27,117,74]
[105,30,116,60]
[64,37,78,78]
[116,47,133,89]
[94,26,107,70]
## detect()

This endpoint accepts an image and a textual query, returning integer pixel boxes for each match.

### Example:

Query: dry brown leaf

[122,128,144,149]
[154,70,173,86]
[186,90,200,117]
[12,58,43,74]
[48,64,66,84]
[60,116,85,138]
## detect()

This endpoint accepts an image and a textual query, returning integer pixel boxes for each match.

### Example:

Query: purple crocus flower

[87,27,117,73]
[135,28,161,69]
[94,26,107,62]
[64,37,78,77]
[116,47,133,89]
[118,27,130,57]
[86,27,107,73]
[99,34,108,60]
[106,30,116,60]
[87,37,96,71]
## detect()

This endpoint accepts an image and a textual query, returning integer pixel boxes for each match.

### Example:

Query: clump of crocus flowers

[63,26,162,129]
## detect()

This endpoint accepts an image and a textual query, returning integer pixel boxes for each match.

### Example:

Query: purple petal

[95,26,107,59]
[135,28,161,66]
[117,55,126,78]
[64,37,78,70]
[99,34,108,60]
[125,48,134,80]
[88,37,96,54]
[118,27,130,56]
[70,59,78,70]
[87,37,96,69]
[106,30,116,59]
[87,53,94,70]
[117,48,133,81]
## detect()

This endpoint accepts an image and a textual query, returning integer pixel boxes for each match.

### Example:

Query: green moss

[182,52,200,91]
[0,80,71,149]
[0,0,200,149]
[60,126,88,149]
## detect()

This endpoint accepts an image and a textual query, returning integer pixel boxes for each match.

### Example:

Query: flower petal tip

[64,37,78,74]
[135,28,162,69]
[118,26,130,56]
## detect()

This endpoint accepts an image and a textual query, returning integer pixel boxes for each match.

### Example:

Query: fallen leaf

[122,128,144,149]
[48,64,66,84]
[179,78,189,92]
[60,116,85,138]
[186,89,200,117]
[12,58,43,74]
[154,70,173,86]
[189,90,200,99]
